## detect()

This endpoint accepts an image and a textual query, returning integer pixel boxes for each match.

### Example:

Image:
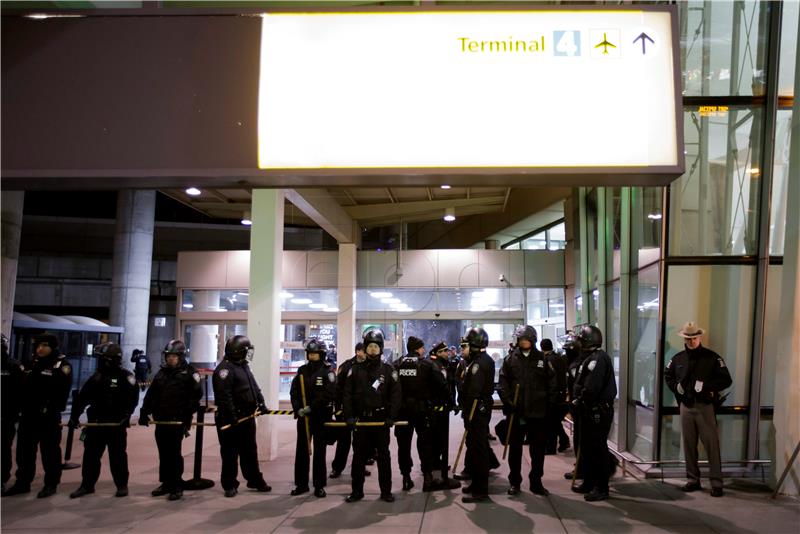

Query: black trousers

[15,414,62,488]
[155,425,185,492]
[2,417,18,485]
[81,426,129,490]
[395,412,434,475]
[546,404,570,451]
[294,418,328,490]
[330,427,352,474]
[464,410,490,495]
[351,425,391,495]
[507,416,547,487]
[216,419,266,491]
[431,411,450,476]
[579,407,613,492]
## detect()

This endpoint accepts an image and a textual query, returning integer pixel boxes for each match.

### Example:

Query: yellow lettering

[458,37,469,52]
[468,40,478,52]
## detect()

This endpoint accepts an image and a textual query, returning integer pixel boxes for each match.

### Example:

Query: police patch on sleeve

[717,358,726,368]
[61,364,71,375]
[571,368,577,377]
[193,372,201,383]
[328,372,336,383]
[219,369,229,380]
[471,363,479,375]
[588,361,596,371]
[391,370,399,382]
[347,368,353,378]
[127,375,137,386]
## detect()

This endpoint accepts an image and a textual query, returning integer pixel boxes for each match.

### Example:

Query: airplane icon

[594,33,616,54]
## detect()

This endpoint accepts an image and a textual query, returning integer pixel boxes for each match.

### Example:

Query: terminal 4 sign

[258,6,684,186]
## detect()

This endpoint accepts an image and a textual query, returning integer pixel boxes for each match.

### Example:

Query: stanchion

[324,421,409,427]
[184,373,214,491]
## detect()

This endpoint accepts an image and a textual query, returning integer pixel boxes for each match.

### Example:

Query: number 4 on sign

[554,30,581,57]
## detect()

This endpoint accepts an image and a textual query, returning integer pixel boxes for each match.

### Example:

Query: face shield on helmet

[362,328,385,360]
[304,338,327,362]
[514,325,538,349]
[225,335,254,362]
[94,342,123,369]
[577,325,603,352]
[464,327,489,353]
[162,339,187,367]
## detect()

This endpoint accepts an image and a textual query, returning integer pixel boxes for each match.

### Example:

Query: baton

[62,420,127,428]
[324,421,409,427]
[453,398,478,474]
[502,384,520,460]
[300,374,312,456]
[570,445,582,490]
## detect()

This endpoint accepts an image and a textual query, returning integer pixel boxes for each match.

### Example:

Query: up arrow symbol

[633,32,655,54]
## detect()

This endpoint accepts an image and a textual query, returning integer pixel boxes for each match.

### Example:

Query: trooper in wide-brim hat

[678,322,705,339]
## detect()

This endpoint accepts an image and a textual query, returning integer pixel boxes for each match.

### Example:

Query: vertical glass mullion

[748,0,783,463]
[619,187,632,451]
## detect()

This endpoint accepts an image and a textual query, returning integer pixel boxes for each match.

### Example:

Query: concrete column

[337,243,357,363]
[248,189,283,461]
[772,30,800,496]
[110,190,155,371]
[1,192,24,337]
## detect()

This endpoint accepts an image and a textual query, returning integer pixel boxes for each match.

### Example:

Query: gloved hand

[502,404,513,416]
[677,383,685,395]
[123,417,132,428]
[346,418,357,429]
[257,403,269,416]
[68,418,80,429]
[298,406,312,418]
[138,416,150,427]
[384,418,394,428]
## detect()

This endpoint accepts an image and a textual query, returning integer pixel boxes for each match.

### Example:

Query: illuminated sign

[258,7,683,182]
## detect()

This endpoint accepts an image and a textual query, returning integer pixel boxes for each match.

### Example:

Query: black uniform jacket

[71,366,140,424]
[141,362,203,422]
[213,358,265,427]
[573,349,617,407]
[665,345,732,407]
[343,357,401,421]
[21,353,72,418]
[460,351,495,419]
[499,347,559,419]
[394,354,447,414]
[290,360,336,419]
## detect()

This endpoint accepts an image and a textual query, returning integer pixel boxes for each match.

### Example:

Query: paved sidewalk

[2,413,798,533]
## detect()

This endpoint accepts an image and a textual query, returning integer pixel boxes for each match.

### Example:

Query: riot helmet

[362,328,385,359]
[304,337,327,362]
[94,342,123,369]
[225,335,254,362]
[162,339,186,367]
[514,324,537,350]
[577,325,603,352]
[463,327,489,350]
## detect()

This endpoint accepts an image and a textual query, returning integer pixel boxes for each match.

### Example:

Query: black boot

[422,473,439,492]
[402,474,414,491]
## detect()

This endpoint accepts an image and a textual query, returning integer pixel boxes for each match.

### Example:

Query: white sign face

[258,8,681,176]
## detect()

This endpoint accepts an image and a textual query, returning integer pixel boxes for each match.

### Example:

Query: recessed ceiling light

[440,185,451,189]
[291,298,313,304]
[444,207,456,222]
[241,210,252,226]
[185,187,201,196]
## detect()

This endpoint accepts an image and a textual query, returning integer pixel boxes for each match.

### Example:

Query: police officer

[571,325,616,501]
[213,335,272,497]
[131,349,152,391]
[459,327,495,503]
[3,334,71,498]
[1,334,25,493]
[329,342,367,479]
[542,338,570,454]
[499,325,557,496]
[68,342,139,498]
[665,322,732,497]
[428,341,461,490]
[138,339,203,500]
[343,328,401,503]
[394,336,447,492]
[290,338,336,498]
[563,330,586,482]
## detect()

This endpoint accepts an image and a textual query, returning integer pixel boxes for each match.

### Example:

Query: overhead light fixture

[25,13,84,19]
[185,187,202,196]
[309,303,328,309]
[370,291,393,298]
[647,212,662,220]
[291,298,313,304]
[440,185,451,189]
[443,207,456,222]
[241,211,252,226]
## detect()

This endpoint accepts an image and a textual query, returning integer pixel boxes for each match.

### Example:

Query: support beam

[285,189,359,245]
